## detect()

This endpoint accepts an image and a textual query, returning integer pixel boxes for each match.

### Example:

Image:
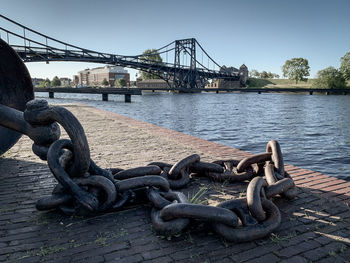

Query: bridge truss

[0,14,240,90]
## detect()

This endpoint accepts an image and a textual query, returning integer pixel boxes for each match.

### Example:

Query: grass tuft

[188,187,208,204]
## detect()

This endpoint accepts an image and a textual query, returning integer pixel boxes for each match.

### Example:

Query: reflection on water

[36,91,350,180]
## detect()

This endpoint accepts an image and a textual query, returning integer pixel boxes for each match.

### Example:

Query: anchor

[0,38,34,154]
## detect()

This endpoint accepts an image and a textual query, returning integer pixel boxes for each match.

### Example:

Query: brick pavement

[0,104,350,263]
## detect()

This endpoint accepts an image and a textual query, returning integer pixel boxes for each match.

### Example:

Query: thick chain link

[22,99,297,242]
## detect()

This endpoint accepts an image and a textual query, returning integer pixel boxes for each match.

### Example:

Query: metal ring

[247,177,267,222]
[36,193,72,211]
[216,198,258,226]
[264,162,277,185]
[147,162,172,169]
[266,140,284,176]
[74,175,117,211]
[213,199,281,242]
[160,203,239,227]
[161,191,189,204]
[24,100,91,177]
[236,153,272,173]
[190,161,224,174]
[162,169,190,189]
[47,139,98,212]
[265,178,295,199]
[168,154,200,179]
[151,208,190,236]
[114,165,161,180]
[116,175,170,193]
[147,188,172,209]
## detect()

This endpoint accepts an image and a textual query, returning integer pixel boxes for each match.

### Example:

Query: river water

[35,91,350,181]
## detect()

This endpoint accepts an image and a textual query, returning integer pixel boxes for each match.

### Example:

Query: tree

[260,71,269,79]
[140,49,163,80]
[249,69,260,78]
[102,78,109,86]
[267,72,274,78]
[115,78,126,87]
[39,78,51,87]
[312,67,346,89]
[282,58,310,83]
[340,52,350,80]
[51,76,61,87]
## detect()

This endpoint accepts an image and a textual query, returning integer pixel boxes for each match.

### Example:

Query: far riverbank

[247,78,350,89]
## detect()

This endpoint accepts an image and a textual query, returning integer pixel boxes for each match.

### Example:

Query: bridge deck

[35,87,142,95]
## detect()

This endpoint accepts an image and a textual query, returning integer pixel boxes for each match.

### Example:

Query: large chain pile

[23,100,297,242]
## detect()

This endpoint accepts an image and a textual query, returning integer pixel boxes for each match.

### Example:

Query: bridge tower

[174,38,198,90]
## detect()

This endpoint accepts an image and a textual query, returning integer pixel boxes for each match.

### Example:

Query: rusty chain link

[20,99,298,242]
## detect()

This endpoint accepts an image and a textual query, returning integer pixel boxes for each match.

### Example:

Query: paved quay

[1,104,350,263]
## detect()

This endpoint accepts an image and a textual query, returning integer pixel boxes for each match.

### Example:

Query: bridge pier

[102,93,108,101]
[309,91,313,95]
[258,91,261,94]
[125,94,131,103]
[326,91,330,95]
[49,91,54,99]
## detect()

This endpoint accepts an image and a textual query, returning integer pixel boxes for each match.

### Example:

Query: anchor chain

[12,99,298,242]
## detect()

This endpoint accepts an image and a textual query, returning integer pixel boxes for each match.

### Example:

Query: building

[77,66,130,87]
[59,78,71,86]
[206,64,249,89]
[137,79,171,89]
[72,75,79,85]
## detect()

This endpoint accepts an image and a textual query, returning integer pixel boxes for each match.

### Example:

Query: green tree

[340,52,350,80]
[282,58,310,83]
[102,78,109,86]
[140,49,163,80]
[39,78,51,87]
[249,69,260,78]
[115,78,127,87]
[260,71,269,79]
[51,76,61,87]
[312,67,346,89]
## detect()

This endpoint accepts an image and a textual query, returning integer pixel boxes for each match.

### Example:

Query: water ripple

[36,92,350,181]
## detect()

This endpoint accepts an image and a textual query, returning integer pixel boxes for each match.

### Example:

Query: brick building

[77,66,130,87]
[206,64,249,88]
[59,78,71,86]
[137,79,172,89]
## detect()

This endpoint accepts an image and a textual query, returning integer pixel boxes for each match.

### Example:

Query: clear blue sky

[1,0,349,80]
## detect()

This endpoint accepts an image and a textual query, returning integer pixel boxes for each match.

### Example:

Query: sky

[1,0,350,80]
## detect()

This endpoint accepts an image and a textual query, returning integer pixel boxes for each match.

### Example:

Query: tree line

[249,70,280,79]
[38,76,127,88]
[251,52,350,89]
[38,76,62,87]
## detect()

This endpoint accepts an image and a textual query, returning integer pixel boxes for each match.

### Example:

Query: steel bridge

[0,14,241,90]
